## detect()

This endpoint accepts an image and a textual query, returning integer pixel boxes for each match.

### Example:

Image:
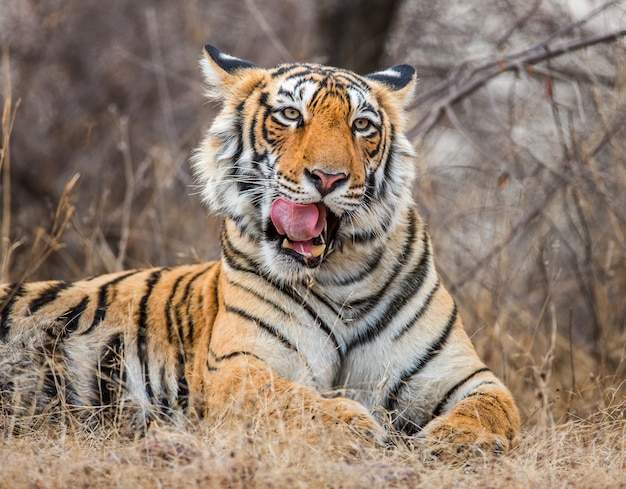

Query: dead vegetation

[1,403,624,489]
[1,0,625,487]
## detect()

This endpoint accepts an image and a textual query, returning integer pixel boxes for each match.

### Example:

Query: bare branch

[409,28,626,138]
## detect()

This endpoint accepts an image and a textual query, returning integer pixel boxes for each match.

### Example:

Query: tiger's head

[193,45,417,284]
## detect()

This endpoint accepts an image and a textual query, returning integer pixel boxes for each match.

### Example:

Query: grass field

[1,405,624,488]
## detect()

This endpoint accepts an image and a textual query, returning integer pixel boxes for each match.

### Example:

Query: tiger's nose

[307,169,348,196]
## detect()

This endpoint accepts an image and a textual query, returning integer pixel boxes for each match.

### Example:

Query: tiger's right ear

[200,44,257,98]
[366,64,417,107]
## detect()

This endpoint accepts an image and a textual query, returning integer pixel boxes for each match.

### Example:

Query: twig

[409,28,626,138]
[115,115,134,272]
[568,308,577,410]
[411,1,621,109]
[1,47,22,283]
[26,174,79,278]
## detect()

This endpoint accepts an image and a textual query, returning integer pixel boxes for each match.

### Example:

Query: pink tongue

[270,198,326,242]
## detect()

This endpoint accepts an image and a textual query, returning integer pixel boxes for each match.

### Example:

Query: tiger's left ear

[366,64,417,106]
[200,44,258,100]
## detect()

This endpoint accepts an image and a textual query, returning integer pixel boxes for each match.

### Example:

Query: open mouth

[268,197,340,268]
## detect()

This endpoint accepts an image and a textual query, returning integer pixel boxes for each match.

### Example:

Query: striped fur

[0,45,519,459]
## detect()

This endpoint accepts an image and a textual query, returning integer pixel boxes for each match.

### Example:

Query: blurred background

[1,0,625,426]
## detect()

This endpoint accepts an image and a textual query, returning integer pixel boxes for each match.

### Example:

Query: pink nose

[309,169,348,196]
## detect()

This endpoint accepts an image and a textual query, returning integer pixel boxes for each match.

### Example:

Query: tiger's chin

[265,200,341,271]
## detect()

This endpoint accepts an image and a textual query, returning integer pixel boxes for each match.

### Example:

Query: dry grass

[1,1,625,487]
[1,403,624,489]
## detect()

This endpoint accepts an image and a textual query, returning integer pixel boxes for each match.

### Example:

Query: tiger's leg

[195,354,388,448]
[418,384,520,461]
[379,299,520,462]
[187,272,388,448]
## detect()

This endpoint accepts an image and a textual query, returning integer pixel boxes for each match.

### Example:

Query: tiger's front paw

[417,414,512,463]
[320,397,388,446]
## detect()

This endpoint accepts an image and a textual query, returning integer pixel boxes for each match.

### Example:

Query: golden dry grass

[1,402,624,489]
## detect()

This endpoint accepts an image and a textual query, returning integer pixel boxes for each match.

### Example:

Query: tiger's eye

[281,107,301,120]
[353,118,370,131]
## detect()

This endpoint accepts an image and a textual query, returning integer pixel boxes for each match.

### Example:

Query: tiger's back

[0,263,220,428]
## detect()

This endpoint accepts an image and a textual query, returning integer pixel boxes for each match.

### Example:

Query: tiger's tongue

[270,198,326,243]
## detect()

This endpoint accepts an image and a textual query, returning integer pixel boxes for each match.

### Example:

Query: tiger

[0,44,520,460]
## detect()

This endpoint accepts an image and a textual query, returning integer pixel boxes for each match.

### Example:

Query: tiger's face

[193,46,417,283]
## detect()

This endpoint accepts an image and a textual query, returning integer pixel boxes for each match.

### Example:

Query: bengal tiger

[0,45,520,460]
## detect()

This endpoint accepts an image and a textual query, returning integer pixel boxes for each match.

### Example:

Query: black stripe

[347,211,393,244]
[362,169,377,207]
[229,213,261,242]
[53,296,90,338]
[231,128,244,169]
[212,349,265,363]
[431,367,491,418]
[228,278,291,317]
[85,270,141,335]
[303,286,340,320]
[27,281,71,314]
[41,347,61,401]
[368,109,386,162]
[316,245,385,287]
[221,227,260,274]
[36,337,78,408]
[175,351,190,411]
[96,332,126,408]
[391,280,441,342]
[381,125,395,182]
[206,349,265,372]
[225,304,298,354]
[137,269,165,404]
[342,214,420,350]
[178,266,214,346]
[271,64,314,79]
[0,282,24,341]
[383,305,458,415]
[260,93,275,145]
[165,272,188,345]
[272,281,341,355]
[223,307,320,386]
[372,127,393,203]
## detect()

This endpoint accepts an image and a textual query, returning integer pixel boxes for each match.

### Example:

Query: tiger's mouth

[267,198,340,268]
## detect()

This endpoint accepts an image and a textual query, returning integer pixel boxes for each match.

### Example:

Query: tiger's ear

[200,44,257,98]
[366,64,417,106]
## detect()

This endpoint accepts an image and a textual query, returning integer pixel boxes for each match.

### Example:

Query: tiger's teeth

[311,243,326,258]
[281,238,325,258]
